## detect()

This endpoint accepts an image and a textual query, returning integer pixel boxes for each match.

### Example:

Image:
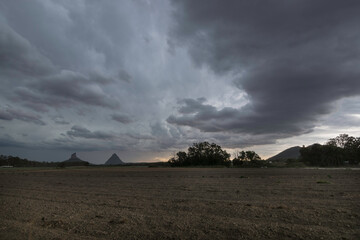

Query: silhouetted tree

[301,134,360,166]
[232,150,262,167]
[327,134,355,148]
[168,151,188,167]
[326,134,360,164]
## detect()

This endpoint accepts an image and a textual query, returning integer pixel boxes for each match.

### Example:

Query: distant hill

[62,153,89,166]
[267,146,301,161]
[105,153,124,165]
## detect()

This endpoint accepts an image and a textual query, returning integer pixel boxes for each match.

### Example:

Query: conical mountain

[105,153,124,165]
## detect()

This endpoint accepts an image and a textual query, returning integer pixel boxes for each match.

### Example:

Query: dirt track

[0,167,359,239]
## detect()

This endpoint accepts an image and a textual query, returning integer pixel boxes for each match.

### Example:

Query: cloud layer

[1,0,360,162]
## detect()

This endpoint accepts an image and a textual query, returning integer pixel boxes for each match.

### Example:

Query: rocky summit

[105,153,124,165]
[64,153,87,163]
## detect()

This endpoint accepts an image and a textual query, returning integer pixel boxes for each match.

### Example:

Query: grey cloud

[0,21,54,77]
[168,97,315,135]
[150,121,179,149]
[45,137,113,152]
[319,97,360,127]
[67,125,115,140]
[0,136,26,148]
[112,113,133,124]
[0,130,130,155]
[0,6,122,112]
[0,0,195,161]
[0,110,13,120]
[59,127,147,152]
[166,123,279,150]
[53,117,70,125]
[88,72,116,85]
[12,70,120,111]
[167,98,247,132]
[33,71,119,109]
[118,70,132,83]
[0,107,46,126]
[12,87,53,112]
[55,120,70,125]
[177,98,210,114]
[169,0,360,138]
[126,132,154,140]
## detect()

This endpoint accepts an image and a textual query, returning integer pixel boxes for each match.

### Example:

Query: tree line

[168,142,265,167]
[0,155,88,168]
[169,134,360,167]
[0,155,58,167]
[300,134,360,166]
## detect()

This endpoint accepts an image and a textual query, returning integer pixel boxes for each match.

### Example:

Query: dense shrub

[233,151,262,167]
[169,142,231,167]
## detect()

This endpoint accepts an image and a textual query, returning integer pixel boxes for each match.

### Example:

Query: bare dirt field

[0,167,359,239]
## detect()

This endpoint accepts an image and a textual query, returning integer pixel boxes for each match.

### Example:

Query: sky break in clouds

[0,0,360,163]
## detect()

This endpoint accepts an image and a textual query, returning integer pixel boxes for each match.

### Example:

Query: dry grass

[0,167,359,239]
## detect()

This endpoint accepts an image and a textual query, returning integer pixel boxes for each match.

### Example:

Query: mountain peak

[105,153,124,165]
[64,152,88,163]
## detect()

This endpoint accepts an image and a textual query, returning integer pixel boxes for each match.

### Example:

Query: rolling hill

[267,146,301,161]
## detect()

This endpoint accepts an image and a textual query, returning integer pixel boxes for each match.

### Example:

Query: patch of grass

[317,180,330,184]
[108,219,126,225]
[327,174,332,179]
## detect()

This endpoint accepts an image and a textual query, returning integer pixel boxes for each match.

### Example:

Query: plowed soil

[0,167,359,239]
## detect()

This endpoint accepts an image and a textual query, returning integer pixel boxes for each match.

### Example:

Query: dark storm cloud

[0,107,46,126]
[66,125,115,140]
[168,98,249,132]
[0,136,26,148]
[169,0,360,137]
[111,113,133,124]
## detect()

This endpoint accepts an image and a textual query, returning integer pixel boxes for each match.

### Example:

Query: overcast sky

[1,0,360,164]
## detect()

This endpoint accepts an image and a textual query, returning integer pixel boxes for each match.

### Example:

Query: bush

[232,150,266,168]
